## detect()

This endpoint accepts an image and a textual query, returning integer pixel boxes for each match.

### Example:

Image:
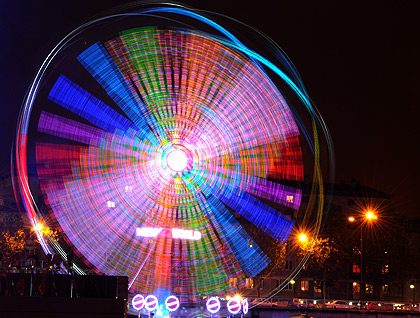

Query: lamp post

[348,210,377,302]
[410,284,415,305]
[295,232,309,299]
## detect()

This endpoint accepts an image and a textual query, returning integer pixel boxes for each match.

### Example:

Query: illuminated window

[245,278,254,289]
[107,200,115,208]
[352,282,360,294]
[285,260,293,270]
[353,263,360,273]
[382,264,389,273]
[301,280,309,291]
[229,278,237,288]
[382,284,389,294]
[286,195,294,203]
[314,281,322,294]
[352,245,362,255]
[365,284,373,294]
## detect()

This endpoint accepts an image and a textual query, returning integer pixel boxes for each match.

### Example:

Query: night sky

[1,1,419,217]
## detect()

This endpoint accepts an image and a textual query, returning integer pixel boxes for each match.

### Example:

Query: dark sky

[1,1,419,217]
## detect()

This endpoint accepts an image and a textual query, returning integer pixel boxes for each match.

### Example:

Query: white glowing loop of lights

[145,295,158,312]
[227,298,242,314]
[206,297,221,314]
[165,295,180,312]
[242,298,249,314]
[131,294,246,314]
[132,294,145,310]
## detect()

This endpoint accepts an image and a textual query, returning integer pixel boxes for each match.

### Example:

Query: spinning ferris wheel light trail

[13,2,333,300]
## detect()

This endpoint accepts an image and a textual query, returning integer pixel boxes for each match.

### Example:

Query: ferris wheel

[13,2,332,300]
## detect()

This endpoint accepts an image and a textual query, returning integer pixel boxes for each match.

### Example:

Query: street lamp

[365,211,377,220]
[299,233,308,243]
[348,210,377,301]
[34,223,44,232]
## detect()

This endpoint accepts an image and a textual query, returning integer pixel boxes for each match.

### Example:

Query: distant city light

[348,216,355,222]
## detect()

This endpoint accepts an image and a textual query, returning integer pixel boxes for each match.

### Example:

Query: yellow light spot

[365,210,377,220]
[299,233,307,242]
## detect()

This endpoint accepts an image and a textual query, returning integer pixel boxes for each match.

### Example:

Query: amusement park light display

[13,2,332,300]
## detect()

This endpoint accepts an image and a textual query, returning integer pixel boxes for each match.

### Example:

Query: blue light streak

[49,75,134,133]
[204,194,270,277]
[77,43,154,140]
[220,190,294,242]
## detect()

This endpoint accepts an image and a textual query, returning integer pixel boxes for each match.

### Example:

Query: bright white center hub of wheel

[167,150,188,171]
